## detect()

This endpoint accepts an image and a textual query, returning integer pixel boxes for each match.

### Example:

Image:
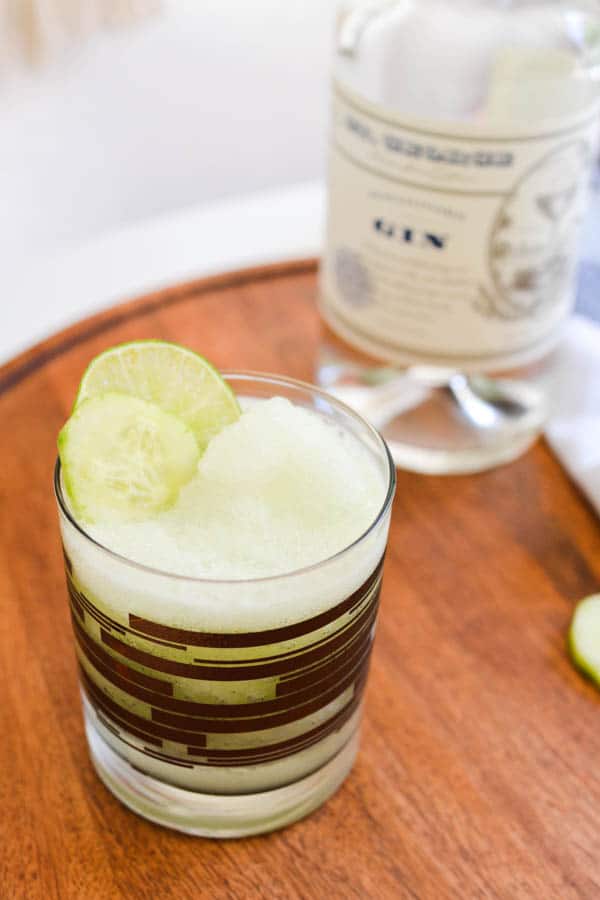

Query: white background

[0,0,337,257]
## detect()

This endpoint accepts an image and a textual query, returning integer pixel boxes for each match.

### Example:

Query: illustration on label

[479,139,592,320]
[335,247,373,308]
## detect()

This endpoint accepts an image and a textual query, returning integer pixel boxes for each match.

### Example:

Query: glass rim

[54,370,396,586]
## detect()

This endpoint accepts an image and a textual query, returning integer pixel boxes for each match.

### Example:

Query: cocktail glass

[55,373,396,837]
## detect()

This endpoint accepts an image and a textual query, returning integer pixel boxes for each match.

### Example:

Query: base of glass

[382,412,541,475]
[85,717,360,838]
[318,345,548,474]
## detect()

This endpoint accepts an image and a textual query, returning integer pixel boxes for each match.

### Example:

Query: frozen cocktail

[55,342,395,837]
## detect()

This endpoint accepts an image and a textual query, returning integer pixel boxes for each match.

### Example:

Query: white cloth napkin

[545,315,600,514]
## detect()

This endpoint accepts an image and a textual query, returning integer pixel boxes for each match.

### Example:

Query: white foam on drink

[88,397,387,580]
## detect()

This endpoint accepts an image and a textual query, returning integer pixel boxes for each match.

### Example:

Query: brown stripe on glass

[69,580,126,635]
[140,748,195,769]
[62,546,73,575]
[82,659,366,752]
[99,581,380,683]
[149,653,370,734]
[192,580,380,668]
[96,711,120,739]
[76,625,363,719]
[69,572,190,649]
[187,687,366,765]
[276,599,378,688]
[67,576,122,631]
[73,614,174,696]
[82,677,164,748]
[276,632,373,699]
[88,715,196,771]
[80,669,208,747]
[128,556,385,648]
[127,630,188,651]
[70,594,85,623]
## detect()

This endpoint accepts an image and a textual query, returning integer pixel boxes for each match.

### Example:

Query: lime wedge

[58,393,200,523]
[568,595,600,685]
[75,340,240,452]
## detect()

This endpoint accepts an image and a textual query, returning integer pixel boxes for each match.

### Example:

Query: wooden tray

[2,259,600,900]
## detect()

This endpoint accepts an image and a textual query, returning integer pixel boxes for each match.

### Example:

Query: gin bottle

[319,0,600,473]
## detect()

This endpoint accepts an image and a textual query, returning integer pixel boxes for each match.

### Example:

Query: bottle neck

[336,0,600,125]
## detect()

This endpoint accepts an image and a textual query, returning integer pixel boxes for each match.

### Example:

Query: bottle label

[321,81,600,369]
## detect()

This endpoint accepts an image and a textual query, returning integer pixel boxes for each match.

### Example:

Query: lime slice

[75,340,240,452]
[568,595,600,685]
[59,393,200,523]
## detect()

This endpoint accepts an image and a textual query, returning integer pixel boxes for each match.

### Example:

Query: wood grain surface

[2,259,600,900]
